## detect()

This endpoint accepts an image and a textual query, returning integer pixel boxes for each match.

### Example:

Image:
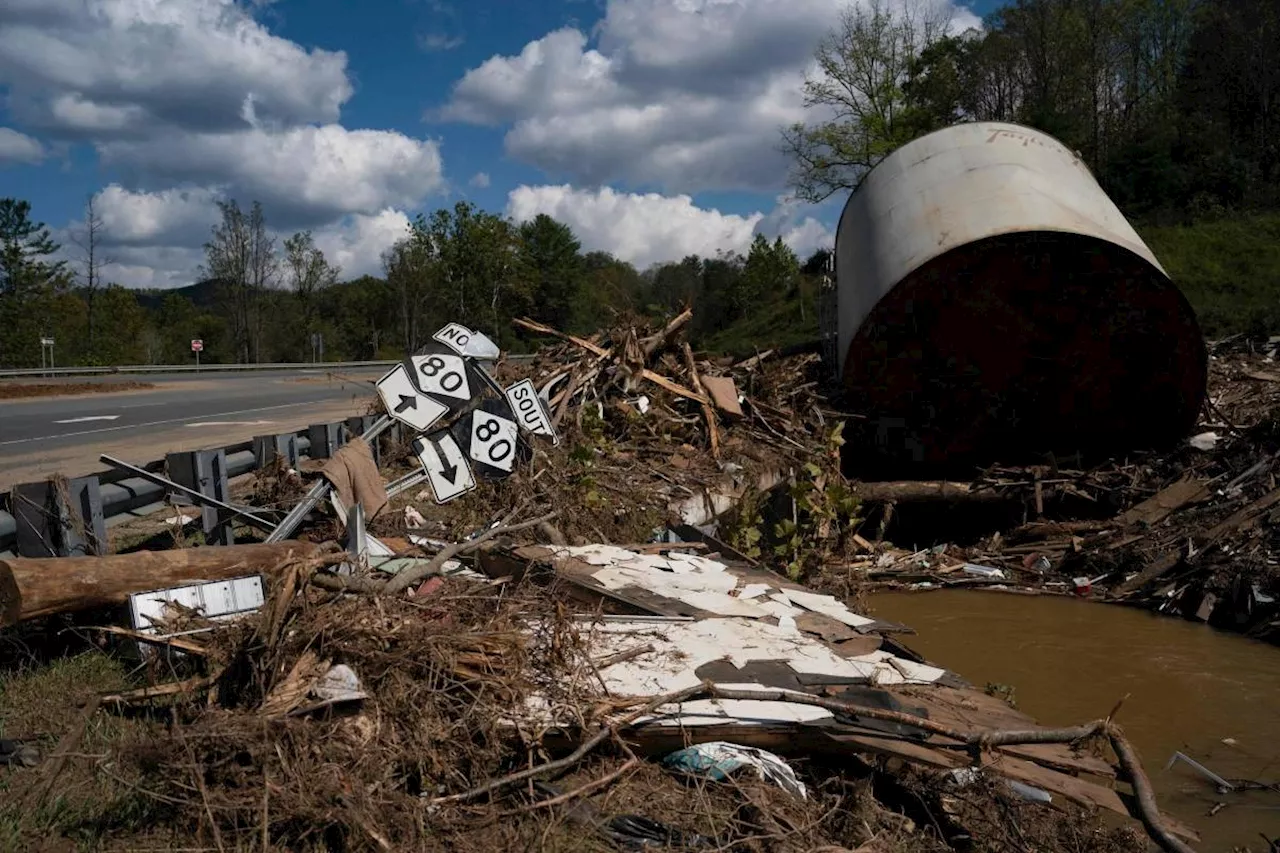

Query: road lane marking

[54,415,121,424]
[186,420,276,427]
[0,401,355,447]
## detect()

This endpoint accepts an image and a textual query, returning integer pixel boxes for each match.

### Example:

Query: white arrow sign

[376,365,447,433]
[413,432,476,503]
[504,378,559,445]
[469,409,519,473]
[409,352,471,400]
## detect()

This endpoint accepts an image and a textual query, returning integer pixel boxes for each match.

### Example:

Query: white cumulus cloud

[444,0,979,193]
[97,125,444,229]
[0,126,45,165]
[64,187,410,289]
[506,184,832,270]
[311,210,412,280]
[0,0,352,137]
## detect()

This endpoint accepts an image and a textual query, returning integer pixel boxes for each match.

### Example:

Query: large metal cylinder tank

[835,121,1207,473]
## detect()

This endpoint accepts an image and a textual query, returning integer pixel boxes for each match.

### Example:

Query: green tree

[92,286,148,364]
[738,235,800,318]
[577,251,647,328]
[782,0,955,201]
[648,255,704,314]
[516,214,584,331]
[694,251,745,338]
[0,198,70,368]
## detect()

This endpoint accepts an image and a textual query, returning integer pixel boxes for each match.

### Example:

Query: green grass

[1139,213,1280,337]
[0,651,171,851]
[699,289,821,356]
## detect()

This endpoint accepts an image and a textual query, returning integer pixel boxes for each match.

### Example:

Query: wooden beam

[0,541,330,627]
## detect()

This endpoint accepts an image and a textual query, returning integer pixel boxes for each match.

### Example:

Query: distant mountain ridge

[132,278,222,311]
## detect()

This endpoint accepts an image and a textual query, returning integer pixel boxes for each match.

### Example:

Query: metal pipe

[99,455,277,532]
[265,415,394,543]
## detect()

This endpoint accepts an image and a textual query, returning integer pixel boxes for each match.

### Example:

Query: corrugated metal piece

[834,121,1206,471]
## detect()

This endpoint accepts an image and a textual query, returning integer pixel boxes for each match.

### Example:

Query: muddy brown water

[871,590,1280,851]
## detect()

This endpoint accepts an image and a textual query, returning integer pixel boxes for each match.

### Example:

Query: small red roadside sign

[191,339,204,352]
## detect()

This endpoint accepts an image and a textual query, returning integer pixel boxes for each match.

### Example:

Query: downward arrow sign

[429,436,457,484]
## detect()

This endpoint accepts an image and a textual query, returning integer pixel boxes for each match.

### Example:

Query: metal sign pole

[266,415,394,543]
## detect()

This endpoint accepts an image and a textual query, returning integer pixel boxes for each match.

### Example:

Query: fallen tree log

[0,540,331,627]
[851,481,1009,504]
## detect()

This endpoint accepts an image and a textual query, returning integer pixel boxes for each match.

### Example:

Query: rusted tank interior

[841,230,1208,479]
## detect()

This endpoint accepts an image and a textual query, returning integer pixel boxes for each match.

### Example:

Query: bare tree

[284,230,339,356]
[382,228,434,353]
[781,0,954,202]
[70,194,112,358]
[204,200,276,363]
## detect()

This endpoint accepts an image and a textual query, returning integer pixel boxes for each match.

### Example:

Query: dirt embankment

[0,381,154,400]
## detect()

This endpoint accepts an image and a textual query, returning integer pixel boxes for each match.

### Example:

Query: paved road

[0,369,386,486]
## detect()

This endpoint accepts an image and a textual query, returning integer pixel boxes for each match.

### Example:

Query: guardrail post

[166,450,235,546]
[307,422,346,460]
[252,433,301,470]
[345,415,380,464]
[9,477,107,558]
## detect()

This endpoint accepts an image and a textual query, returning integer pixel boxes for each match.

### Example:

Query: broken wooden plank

[979,752,1200,844]
[1112,552,1182,597]
[851,481,1009,504]
[1200,486,1280,546]
[700,375,744,418]
[1114,478,1210,528]
[683,342,720,460]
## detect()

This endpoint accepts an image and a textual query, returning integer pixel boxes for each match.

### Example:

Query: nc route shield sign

[450,397,531,481]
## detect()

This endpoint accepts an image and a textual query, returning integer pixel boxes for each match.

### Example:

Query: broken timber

[0,540,330,627]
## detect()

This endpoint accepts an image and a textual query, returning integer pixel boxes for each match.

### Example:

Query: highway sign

[469,409,519,473]
[505,379,559,445]
[450,398,528,480]
[39,337,54,346]
[433,323,474,356]
[191,339,204,352]
[409,352,471,400]
[376,364,448,433]
[413,431,475,504]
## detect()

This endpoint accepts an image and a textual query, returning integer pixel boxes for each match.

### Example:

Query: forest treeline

[1,0,1276,369]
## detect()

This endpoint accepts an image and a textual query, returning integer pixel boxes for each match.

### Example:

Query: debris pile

[12,543,1177,852]
[7,315,1278,852]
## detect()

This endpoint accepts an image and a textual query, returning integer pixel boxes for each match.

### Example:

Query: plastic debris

[1189,431,1219,451]
[311,664,367,706]
[962,563,1005,579]
[662,741,807,799]
[948,767,1052,803]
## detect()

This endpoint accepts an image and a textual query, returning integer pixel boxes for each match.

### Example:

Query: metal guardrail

[0,434,314,555]
[0,351,542,553]
[0,360,398,379]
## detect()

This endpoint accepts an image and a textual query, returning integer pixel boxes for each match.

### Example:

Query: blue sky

[0,0,983,288]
